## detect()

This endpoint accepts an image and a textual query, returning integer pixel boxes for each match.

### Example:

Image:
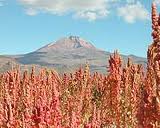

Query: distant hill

[0,36,147,74]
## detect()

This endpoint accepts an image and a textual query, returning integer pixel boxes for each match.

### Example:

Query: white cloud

[19,0,111,21]
[25,8,37,16]
[154,0,160,4]
[74,9,109,22]
[18,0,149,23]
[117,1,149,23]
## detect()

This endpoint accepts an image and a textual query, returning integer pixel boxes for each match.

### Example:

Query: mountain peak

[37,36,96,52]
[69,36,80,40]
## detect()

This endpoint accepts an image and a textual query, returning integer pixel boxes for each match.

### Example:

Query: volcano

[1,36,147,74]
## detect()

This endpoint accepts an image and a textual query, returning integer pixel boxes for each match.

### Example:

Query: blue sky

[0,0,156,57]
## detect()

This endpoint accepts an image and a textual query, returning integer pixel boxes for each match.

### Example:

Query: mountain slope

[38,36,96,52]
[14,36,147,74]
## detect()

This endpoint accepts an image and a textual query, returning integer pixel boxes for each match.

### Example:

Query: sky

[0,0,158,57]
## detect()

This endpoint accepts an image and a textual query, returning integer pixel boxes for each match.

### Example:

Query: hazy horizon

[0,35,149,58]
